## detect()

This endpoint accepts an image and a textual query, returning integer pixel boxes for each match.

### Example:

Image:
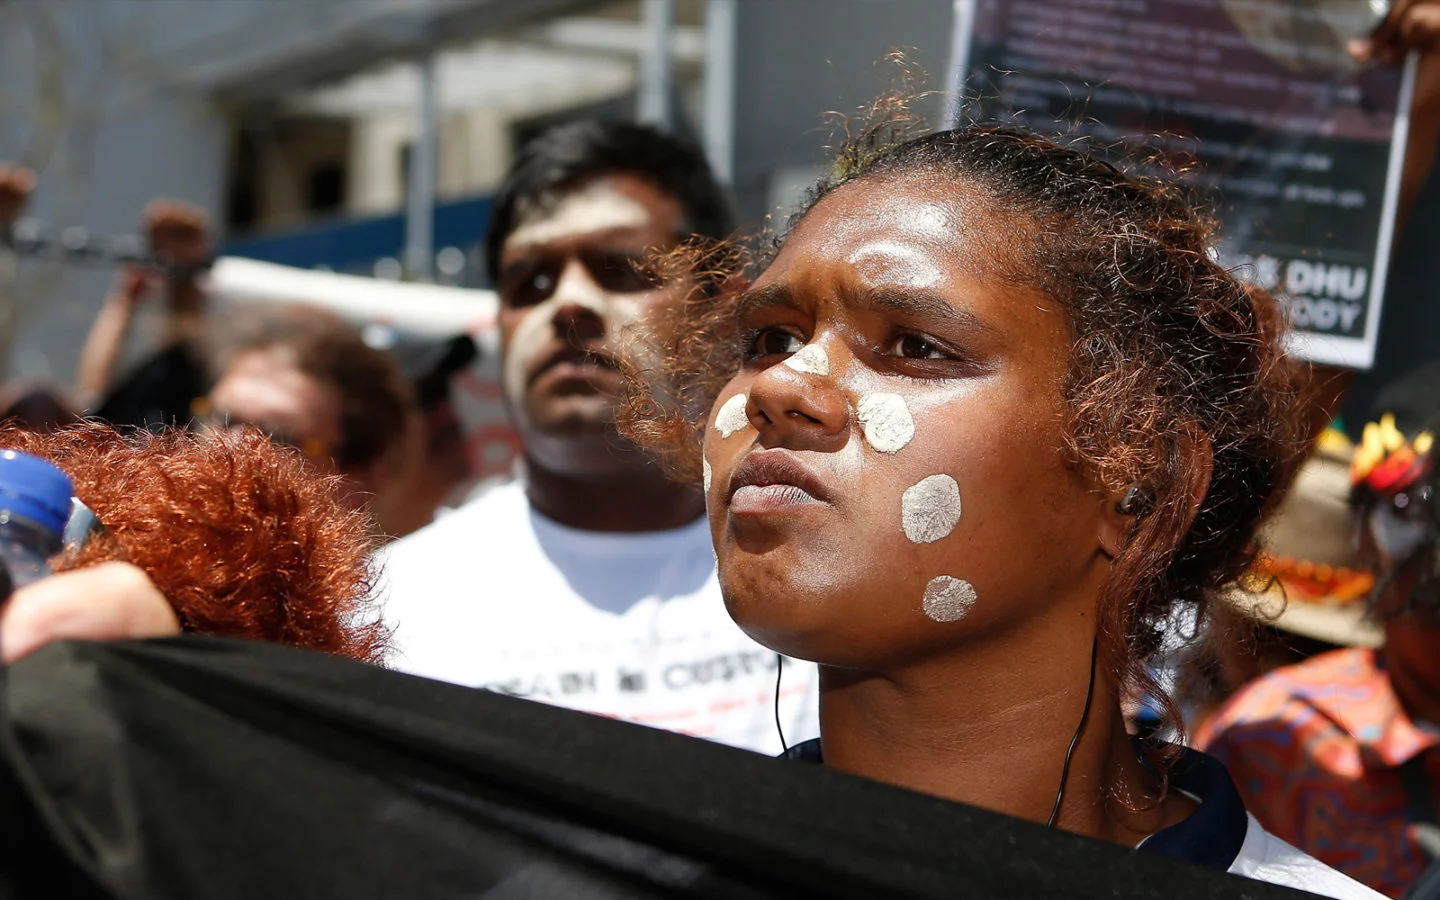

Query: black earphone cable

[773,652,790,755]
[1047,636,1099,829]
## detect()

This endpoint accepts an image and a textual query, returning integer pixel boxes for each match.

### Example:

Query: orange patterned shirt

[1196,648,1440,899]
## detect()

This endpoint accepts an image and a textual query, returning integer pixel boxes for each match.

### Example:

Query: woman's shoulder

[1153,746,1383,897]
[1229,813,1387,900]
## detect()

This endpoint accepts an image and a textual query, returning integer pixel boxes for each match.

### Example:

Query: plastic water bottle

[0,449,73,595]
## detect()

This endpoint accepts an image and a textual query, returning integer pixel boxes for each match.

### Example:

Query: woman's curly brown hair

[1,422,389,663]
[620,118,1306,742]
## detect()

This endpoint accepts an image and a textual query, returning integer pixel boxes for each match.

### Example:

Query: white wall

[730,0,953,226]
[0,1,229,383]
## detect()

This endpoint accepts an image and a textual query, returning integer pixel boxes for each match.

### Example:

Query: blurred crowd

[4,6,1440,899]
[0,172,482,540]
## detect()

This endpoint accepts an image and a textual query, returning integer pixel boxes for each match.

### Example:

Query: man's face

[496,173,689,476]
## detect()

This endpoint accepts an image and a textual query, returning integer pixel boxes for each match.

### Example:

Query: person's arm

[73,200,211,408]
[144,199,211,336]
[1293,4,1440,431]
[1351,0,1440,230]
[1400,52,1440,231]
[74,268,155,408]
[0,165,36,303]
[0,164,35,227]
[0,562,180,663]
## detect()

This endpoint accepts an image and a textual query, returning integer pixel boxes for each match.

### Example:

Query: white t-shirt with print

[377,480,820,755]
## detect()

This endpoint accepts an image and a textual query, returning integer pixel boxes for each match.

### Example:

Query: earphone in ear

[1116,484,1154,517]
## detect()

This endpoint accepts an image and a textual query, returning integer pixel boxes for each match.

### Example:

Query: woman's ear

[1097,484,1147,560]
[1096,426,1213,560]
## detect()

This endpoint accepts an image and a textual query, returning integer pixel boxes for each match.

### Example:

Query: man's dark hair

[484,120,733,279]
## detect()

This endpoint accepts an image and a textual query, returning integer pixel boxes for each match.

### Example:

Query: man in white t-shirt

[379,121,818,754]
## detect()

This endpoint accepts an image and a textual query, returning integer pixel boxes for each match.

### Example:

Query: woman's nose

[747,342,851,451]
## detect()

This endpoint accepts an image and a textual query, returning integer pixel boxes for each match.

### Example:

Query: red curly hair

[1,422,389,663]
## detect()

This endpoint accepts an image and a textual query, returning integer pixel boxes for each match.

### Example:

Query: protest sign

[950,0,1416,368]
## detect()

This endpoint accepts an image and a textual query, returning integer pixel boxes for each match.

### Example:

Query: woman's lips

[727,449,832,514]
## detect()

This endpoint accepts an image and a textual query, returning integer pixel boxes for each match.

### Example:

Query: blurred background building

[0,0,1434,421]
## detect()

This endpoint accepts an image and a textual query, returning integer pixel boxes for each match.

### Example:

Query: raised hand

[0,165,36,227]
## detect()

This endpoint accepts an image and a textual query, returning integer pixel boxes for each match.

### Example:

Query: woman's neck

[815,626,1194,845]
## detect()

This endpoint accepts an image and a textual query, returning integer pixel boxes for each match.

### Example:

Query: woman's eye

[890,334,947,360]
[751,328,805,357]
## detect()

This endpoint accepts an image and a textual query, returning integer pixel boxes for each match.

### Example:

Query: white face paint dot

[702,456,712,492]
[856,393,915,454]
[901,474,962,543]
[923,576,977,623]
[714,393,750,438]
[782,343,830,376]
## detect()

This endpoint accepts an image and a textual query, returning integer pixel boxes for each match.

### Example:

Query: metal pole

[638,0,675,128]
[702,0,737,184]
[406,50,439,281]
[944,0,977,130]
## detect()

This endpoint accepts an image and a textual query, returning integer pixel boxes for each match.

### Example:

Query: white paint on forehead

[923,576,977,623]
[782,343,830,376]
[714,393,750,438]
[702,455,712,492]
[901,474,961,544]
[846,241,947,290]
[856,393,915,453]
[506,182,652,249]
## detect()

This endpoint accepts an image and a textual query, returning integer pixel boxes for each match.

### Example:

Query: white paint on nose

[782,343,830,376]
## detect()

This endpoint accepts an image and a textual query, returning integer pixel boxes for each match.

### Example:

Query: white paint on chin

[702,455,712,492]
[714,393,750,438]
[782,343,830,376]
[901,474,961,543]
[856,393,915,453]
[923,576,977,623]
[505,183,652,248]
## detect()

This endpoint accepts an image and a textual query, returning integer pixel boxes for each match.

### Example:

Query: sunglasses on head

[193,404,333,461]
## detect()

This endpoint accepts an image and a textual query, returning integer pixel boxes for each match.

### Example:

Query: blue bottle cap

[0,450,74,538]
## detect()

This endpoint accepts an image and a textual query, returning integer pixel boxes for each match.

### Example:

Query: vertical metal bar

[638,0,675,128]
[406,50,439,281]
[944,0,977,130]
[702,0,737,184]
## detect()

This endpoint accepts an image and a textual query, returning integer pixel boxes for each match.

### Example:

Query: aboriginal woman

[622,123,1382,899]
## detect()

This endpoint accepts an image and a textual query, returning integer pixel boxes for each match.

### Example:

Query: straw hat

[1225,430,1383,648]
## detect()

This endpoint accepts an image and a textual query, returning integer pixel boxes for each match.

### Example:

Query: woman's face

[703,174,1118,671]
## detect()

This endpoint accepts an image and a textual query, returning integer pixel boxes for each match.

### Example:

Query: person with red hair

[0,422,387,664]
